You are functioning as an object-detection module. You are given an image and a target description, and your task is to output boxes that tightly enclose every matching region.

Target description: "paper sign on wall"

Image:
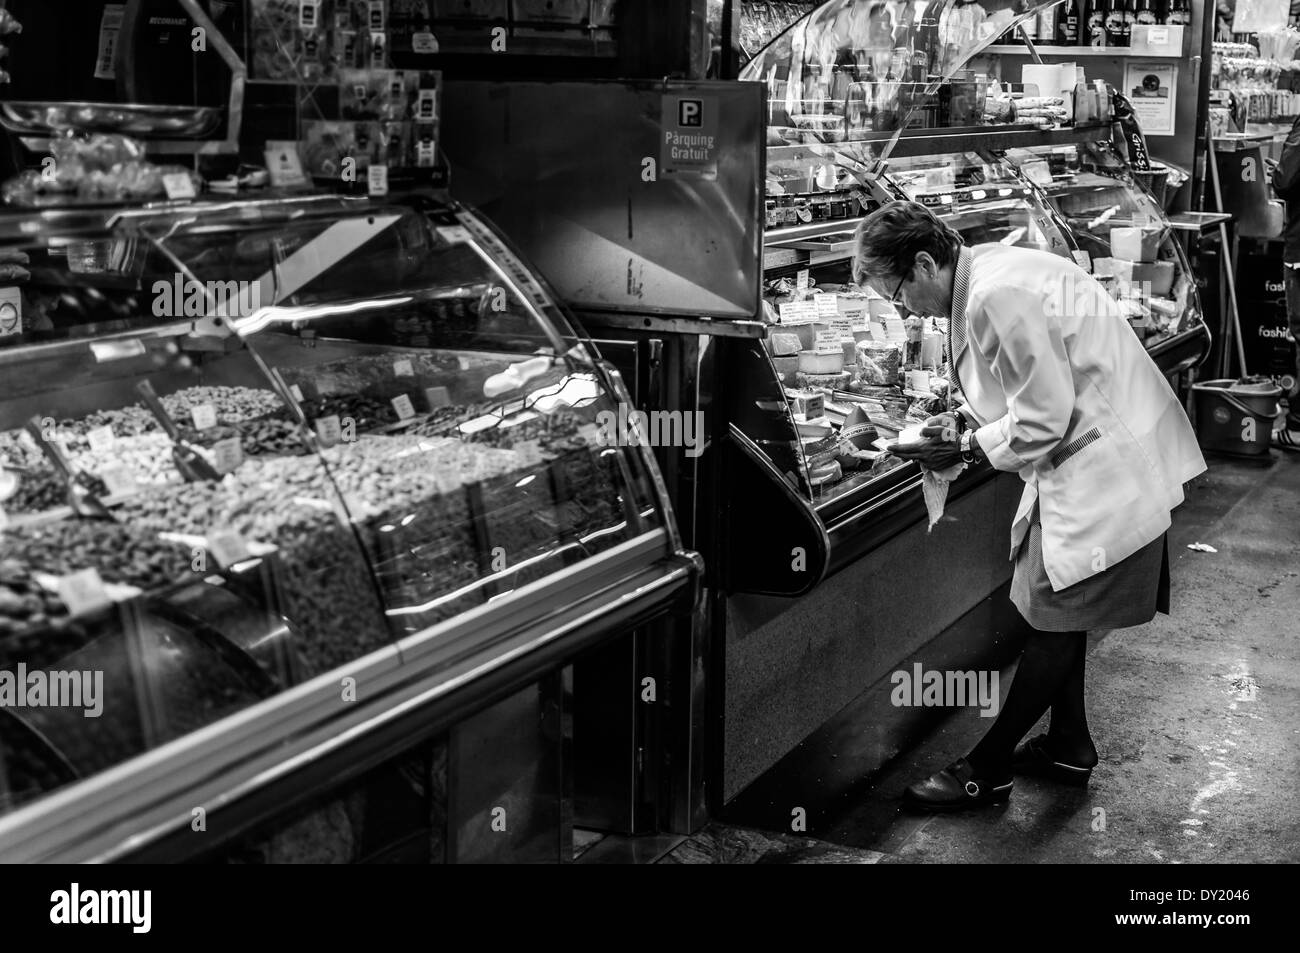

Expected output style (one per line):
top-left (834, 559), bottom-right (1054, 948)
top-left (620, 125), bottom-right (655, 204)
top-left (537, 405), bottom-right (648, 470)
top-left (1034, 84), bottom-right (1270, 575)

top-left (1124, 62), bottom-right (1178, 137)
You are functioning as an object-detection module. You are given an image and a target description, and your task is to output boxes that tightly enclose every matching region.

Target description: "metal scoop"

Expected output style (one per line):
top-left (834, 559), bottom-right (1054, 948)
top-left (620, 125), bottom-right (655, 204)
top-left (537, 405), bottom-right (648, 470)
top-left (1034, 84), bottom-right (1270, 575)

top-left (23, 416), bottom-right (113, 520)
top-left (135, 379), bottom-right (222, 483)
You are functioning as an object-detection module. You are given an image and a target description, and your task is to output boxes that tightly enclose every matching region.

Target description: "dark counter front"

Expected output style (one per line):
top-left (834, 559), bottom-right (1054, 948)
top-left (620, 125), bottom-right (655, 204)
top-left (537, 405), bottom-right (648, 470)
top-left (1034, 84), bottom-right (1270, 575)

top-left (720, 463), bottom-right (1026, 806)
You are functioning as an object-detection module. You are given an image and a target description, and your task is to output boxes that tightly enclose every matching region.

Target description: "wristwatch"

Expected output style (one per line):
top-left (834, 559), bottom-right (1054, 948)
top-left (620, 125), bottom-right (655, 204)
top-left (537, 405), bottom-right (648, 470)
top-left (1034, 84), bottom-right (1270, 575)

top-left (960, 429), bottom-right (980, 464)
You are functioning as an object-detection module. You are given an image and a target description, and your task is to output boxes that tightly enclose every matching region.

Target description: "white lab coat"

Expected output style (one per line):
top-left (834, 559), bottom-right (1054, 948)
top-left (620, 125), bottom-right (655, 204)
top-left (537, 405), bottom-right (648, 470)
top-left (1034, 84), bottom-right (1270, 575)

top-left (951, 244), bottom-right (1206, 591)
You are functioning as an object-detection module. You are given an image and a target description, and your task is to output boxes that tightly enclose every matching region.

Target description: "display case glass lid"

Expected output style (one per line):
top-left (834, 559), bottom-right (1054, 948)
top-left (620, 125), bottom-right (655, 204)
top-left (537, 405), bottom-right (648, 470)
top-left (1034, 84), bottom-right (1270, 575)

top-left (741, 0), bottom-right (1065, 151)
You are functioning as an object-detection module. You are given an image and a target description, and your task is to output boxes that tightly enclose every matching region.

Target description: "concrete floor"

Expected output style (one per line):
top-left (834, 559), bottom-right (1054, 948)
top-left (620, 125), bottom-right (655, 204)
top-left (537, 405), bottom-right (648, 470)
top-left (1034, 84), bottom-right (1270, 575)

top-left (664, 447), bottom-right (1300, 864)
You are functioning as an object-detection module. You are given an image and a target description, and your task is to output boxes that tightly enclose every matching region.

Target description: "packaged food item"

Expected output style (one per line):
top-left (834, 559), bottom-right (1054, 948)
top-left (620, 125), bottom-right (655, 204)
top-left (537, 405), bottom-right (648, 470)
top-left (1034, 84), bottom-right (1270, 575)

top-left (855, 340), bottom-right (901, 382)
top-left (250, 0), bottom-right (333, 82)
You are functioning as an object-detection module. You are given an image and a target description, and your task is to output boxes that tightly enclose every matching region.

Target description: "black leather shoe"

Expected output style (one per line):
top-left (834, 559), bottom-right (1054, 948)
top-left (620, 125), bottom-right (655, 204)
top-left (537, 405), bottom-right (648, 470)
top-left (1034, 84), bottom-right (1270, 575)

top-left (1013, 734), bottom-right (1095, 787)
top-left (902, 758), bottom-right (1013, 813)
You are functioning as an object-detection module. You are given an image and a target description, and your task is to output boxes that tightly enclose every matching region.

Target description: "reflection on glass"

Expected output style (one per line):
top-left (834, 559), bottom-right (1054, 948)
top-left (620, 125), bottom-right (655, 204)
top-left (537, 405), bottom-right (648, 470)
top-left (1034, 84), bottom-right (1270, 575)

top-left (742, 0), bottom-right (1065, 141)
top-left (0, 202), bottom-right (664, 823)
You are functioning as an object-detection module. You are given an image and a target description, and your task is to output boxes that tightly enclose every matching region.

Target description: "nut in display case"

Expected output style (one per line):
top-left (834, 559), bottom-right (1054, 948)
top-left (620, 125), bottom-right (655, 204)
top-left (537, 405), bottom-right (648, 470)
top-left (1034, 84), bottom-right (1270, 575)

top-left (0, 194), bottom-right (677, 852)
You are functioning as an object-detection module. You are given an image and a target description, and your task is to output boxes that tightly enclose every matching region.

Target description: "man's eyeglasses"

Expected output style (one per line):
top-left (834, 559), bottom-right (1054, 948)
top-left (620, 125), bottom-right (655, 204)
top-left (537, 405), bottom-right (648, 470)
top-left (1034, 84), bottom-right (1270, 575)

top-left (887, 266), bottom-right (913, 307)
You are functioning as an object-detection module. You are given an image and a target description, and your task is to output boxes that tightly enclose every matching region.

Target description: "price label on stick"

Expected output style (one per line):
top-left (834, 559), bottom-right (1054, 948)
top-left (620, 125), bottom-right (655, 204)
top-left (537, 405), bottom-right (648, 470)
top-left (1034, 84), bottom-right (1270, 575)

top-left (393, 358), bottom-right (414, 377)
top-left (207, 528), bottom-right (252, 569)
top-left (191, 404), bottom-right (218, 431)
top-left (796, 269), bottom-right (811, 291)
top-left (391, 394), bottom-right (416, 420)
top-left (86, 425), bottom-right (116, 453)
top-left (161, 172), bottom-right (196, 201)
top-left (100, 466), bottom-right (138, 498)
top-left (213, 437), bottom-right (243, 473)
top-left (58, 568), bottom-right (113, 617)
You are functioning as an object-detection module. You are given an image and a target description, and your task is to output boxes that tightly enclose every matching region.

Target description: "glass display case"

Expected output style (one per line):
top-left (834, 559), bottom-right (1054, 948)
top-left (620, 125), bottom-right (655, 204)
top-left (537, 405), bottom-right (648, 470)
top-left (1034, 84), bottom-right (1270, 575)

top-left (725, 0), bottom-right (1201, 591)
top-left (1004, 139), bottom-right (1209, 358)
top-left (0, 193), bottom-right (696, 861)
top-left (753, 146), bottom-right (1075, 525)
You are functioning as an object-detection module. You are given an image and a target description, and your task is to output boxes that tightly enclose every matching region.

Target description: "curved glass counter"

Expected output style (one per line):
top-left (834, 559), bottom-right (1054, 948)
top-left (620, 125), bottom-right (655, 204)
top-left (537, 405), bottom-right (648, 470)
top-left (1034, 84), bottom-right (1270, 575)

top-left (0, 194), bottom-right (692, 860)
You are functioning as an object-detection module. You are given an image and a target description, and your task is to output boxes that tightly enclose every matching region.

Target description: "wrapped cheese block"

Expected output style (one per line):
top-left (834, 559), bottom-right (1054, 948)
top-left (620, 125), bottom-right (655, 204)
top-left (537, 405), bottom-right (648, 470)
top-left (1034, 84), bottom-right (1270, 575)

top-left (769, 332), bottom-right (803, 356)
top-left (840, 405), bottom-right (878, 450)
top-left (796, 370), bottom-right (850, 390)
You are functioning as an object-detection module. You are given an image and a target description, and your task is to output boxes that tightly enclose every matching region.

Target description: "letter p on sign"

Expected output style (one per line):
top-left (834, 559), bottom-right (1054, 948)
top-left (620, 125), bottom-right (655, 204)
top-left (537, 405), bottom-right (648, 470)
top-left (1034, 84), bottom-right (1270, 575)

top-left (679, 99), bottom-right (703, 127)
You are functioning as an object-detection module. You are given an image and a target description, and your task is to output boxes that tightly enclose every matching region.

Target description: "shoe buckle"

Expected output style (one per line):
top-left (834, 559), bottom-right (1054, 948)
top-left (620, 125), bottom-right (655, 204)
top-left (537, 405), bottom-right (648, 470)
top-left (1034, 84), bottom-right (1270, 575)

top-left (964, 780), bottom-right (981, 797)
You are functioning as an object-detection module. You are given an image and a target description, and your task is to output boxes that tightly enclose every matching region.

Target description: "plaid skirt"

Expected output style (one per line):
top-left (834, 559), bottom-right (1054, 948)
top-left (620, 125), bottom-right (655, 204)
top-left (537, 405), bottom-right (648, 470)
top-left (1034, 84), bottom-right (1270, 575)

top-left (1010, 519), bottom-right (1171, 633)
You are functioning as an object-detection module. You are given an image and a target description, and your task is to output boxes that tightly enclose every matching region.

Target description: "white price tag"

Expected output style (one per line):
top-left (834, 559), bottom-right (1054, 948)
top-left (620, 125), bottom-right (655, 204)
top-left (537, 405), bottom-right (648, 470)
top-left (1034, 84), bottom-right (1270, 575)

top-left (367, 164), bottom-right (389, 197)
top-left (515, 440), bottom-right (543, 467)
top-left (777, 300), bottom-right (821, 324)
top-left (207, 528), bottom-right (252, 569)
top-left (314, 415), bottom-right (342, 446)
top-left (391, 394), bottom-right (416, 420)
top-left (814, 294), bottom-right (840, 317)
top-left (93, 5), bottom-right (124, 80)
top-left (412, 32), bottom-right (439, 54)
top-left (58, 568), bottom-right (113, 617)
top-left (393, 358), bottom-right (414, 377)
top-left (1148, 27), bottom-right (1169, 44)
top-left (161, 172), bottom-right (196, 201)
top-left (299, 0), bottom-right (321, 29)
top-left (814, 330), bottom-right (842, 355)
top-left (213, 437), bottom-right (243, 474)
top-left (830, 317), bottom-right (855, 338)
top-left (100, 466), bottom-right (138, 498)
top-left (191, 404), bottom-right (218, 431)
top-left (290, 384), bottom-right (305, 401)
top-left (851, 312), bottom-right (871, 332)
top-left (86, 425), bottom-right (116, 453)
top-left (796, 269), bottom-right (811, 291)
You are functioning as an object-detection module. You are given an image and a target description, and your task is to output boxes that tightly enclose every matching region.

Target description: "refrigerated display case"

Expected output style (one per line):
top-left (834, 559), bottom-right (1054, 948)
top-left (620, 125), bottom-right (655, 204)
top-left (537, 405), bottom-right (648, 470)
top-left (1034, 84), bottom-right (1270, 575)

top-left (1002, 139), bottom-right (1212, 374)
top-left (715, 0), bottom-right (1206, 817)
top-left (0, 191), bottom-right (698, 862)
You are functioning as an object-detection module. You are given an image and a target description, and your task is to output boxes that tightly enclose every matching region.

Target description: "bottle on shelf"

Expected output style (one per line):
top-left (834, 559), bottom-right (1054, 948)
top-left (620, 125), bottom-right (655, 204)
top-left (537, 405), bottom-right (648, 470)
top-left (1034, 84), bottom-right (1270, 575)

top-left (1039, 6), bottom-right (1057, 42)
top-left (1121, 0), bottom-right (1137, 44)
top-left (1135, 0), bottom-right (1159, 27)
top-left (1164, 0), bottom-right (1190, 25)
top-left (1020, 10), bottom-right (1040, 42)
top-left (1058, 0), bottom-right (1081, 44)
top-left (1088, 0), bottom-right (1109, 46)
top-left (1104, 0), bottom-right (1127, 46)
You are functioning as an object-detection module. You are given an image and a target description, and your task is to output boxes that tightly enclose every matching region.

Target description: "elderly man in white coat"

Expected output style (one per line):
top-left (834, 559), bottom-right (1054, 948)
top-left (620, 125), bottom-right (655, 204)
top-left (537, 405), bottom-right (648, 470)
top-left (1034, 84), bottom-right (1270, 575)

top-left (854, 201), bottom-right (1206, 812)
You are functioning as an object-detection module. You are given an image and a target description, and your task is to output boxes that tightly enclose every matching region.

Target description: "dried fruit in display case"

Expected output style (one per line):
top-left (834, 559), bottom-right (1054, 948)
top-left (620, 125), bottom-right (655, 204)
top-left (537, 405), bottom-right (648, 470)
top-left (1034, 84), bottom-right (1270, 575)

top-left (160, 386), bottom-right (285, 425)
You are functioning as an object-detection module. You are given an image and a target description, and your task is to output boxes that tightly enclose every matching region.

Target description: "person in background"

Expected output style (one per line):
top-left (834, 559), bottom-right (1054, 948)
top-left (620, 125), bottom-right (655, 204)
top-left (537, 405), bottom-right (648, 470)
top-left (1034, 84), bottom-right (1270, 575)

top-left (853, 201), bottom-right (1206, 812)
top-left (1268, 111), bottom-right (1300, 445)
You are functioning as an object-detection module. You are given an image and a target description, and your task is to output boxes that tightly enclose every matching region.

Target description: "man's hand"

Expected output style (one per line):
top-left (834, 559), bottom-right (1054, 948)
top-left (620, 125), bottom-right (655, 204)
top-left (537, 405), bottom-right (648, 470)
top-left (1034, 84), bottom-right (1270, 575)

top-left (889, 437), bottom-right (964, 471)
top-left (919, 412), bottom-right (960, 445)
